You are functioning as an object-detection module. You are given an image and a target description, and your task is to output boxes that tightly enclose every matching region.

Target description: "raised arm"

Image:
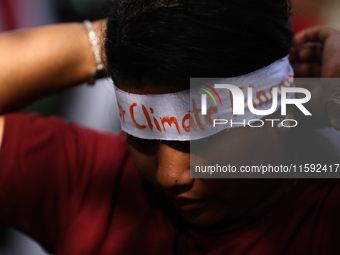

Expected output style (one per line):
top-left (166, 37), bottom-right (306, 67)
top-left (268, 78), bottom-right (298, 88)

top-left (0, 20), bottom-right (106, 113)
top-left (0, 20), bottom-right (106, 150)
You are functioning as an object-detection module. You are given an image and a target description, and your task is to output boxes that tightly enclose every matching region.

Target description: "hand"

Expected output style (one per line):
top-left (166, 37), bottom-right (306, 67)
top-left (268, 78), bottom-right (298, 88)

top-left (289, 26), bottom-right (340, 127)
top-left (290, 26), bottom-right (340, 78)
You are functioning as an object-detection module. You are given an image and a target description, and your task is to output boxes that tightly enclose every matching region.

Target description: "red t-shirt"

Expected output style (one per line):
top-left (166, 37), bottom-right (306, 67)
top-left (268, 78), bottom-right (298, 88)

top-left (0, 113), bottom-right (340, 255)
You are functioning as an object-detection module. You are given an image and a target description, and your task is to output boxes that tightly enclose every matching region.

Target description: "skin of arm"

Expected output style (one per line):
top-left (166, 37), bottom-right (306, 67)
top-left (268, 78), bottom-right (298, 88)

top-left (0, 20), bottom-right (106, 113)
top-left (0, 20), bottom-right (106, 151)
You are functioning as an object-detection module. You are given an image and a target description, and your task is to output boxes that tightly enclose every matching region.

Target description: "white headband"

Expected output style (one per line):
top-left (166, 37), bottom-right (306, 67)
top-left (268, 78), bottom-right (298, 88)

top-left (114, 55), bottom-right (294, 141)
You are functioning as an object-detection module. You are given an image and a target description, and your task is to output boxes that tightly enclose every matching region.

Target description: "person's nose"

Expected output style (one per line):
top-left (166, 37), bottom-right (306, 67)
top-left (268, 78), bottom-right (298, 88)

top-left (155, 142), bottom-right (193, 190)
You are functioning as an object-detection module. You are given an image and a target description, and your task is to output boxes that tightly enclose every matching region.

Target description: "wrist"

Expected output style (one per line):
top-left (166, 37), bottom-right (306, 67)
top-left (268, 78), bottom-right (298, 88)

top-left (91, 19), bottom-right (108, 80)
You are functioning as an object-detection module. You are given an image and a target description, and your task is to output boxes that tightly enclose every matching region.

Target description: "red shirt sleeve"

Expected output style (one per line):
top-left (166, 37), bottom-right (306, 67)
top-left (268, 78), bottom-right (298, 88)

top-left (0, 112), bottom-right (128, 253)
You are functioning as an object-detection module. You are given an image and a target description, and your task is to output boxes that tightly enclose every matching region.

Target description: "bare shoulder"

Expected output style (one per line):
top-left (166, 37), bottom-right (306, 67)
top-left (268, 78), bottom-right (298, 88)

top-left (0, 116), bottom-right (4, 150)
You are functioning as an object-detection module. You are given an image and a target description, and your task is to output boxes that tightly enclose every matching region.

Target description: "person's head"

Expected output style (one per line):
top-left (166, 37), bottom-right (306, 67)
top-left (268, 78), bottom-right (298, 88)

top-left (104, 0), bottom-right (295, 228)
top-left (105, 0), bottom-right (294, 90)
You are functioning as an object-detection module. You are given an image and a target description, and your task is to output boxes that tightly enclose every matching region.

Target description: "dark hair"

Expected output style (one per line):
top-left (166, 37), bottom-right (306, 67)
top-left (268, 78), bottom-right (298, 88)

top-left (105, 0), bottom-right (294, 90)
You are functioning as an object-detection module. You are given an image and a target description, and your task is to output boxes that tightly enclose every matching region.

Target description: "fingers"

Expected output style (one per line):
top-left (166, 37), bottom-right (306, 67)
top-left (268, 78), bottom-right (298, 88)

top-left (292, 26), bottom-right (339, 47)
top-left (290, 26), bottom-right (340, 78)
top-left (291, 62), bottom-right (322, 78)
top-left (289, 42), bottom-right (323, 63)
top-left (289, 42), bottom-right (323, 77)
